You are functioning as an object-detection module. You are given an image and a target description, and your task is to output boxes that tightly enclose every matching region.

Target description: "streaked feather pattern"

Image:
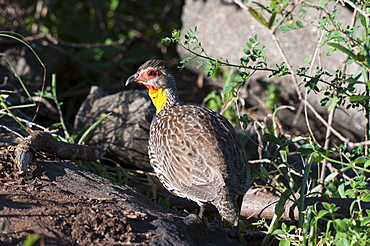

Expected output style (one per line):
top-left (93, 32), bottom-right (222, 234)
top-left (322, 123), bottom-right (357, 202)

top-left (149, 105), bottom-right (250, 222)
top-left (126, 59), bottom-right (251, 227)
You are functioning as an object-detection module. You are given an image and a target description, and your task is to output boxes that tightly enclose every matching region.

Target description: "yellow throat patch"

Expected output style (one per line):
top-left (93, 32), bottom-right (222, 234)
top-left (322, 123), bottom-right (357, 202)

top-left (147, 86), bottom-right (167, 113)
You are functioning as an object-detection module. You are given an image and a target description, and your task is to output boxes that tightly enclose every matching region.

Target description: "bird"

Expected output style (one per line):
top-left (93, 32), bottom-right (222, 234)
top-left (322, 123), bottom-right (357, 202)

top-left (125, 58), bottom-right (251, 235)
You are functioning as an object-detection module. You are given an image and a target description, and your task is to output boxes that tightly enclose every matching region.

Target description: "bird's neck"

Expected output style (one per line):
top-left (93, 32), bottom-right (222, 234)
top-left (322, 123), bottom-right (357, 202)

top-left (147, 85), bottom-right (179, 114)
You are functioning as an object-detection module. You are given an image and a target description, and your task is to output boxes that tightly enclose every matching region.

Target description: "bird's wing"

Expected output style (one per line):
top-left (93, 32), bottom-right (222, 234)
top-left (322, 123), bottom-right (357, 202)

top-left (149, 105), bottom-right (248, 202)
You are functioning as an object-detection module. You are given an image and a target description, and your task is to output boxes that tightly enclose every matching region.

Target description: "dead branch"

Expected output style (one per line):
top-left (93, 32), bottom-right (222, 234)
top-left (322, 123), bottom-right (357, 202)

top-left (13, 130), bottom-right (104, 173)
top-left (241, 194), bottom-right (370, 221)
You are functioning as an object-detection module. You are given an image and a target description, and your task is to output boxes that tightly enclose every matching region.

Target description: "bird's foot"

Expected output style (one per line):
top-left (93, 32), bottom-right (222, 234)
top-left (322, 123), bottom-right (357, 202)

top-left (228, 225), bottom-right (240, 238)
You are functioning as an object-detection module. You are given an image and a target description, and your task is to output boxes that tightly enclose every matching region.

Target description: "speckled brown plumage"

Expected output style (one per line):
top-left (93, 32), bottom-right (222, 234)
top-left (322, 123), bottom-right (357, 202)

top-left (126, 59), bottom-right (251, 231)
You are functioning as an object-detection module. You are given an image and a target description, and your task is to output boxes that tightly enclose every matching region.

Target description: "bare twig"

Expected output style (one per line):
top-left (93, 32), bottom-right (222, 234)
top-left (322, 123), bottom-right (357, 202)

top-left (31, 96), bottom-right (58, 114)
top-left (319, 107), bottom-right (335, 194)
top-left (0, 111), bottom-right (50, 132)
top-left (341, 0), bottom-right (370, 19)
top-left (0, 33), bottom-right (131, 49)
top-left (0, 125), bottom-right (24, 139)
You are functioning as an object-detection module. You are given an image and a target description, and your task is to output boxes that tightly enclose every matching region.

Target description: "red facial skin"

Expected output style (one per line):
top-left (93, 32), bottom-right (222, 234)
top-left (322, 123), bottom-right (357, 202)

top-left (136, 69), bottom-right (163, 91)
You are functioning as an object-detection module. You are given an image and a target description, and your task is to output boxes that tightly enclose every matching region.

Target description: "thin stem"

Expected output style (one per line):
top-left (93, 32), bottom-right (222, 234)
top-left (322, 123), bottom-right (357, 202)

top-left (319, 107), bottom-right (335, 194)
top-left (51, 74), bottom-right (73, 143)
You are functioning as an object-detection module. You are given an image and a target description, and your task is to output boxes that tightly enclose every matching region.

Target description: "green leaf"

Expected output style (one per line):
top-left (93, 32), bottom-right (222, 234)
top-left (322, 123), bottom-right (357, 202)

top-left (109, 0), bottom-right (119, 11)
top-left (296, 20), bottom-right (304, 28)
top-left (278, 240), bottom-right (291, 246)
top-left (320, 97), bottom-right (330, 106)
top-left (361, 193), bottom-right (370, 202)
top-left (263, 133), bottom-right (282, 145)
top-left (222, 82), bottom-right (238, 94)
top-left (0, 94), bottom-right (9, 99)
top-left (317, 209), bottom-right (329, 218)
top-left (77, 112), bottom-right (112, 145)
top-left (297, 144), bottom-right (315, 155)
top-left (358, 13), bottom-right (369, 29)
top-left (23, 235), bottom-right (40, 246)
top-left (1, 221), bottom-right (6, 232)
top-left (272, 229), bottom-right (285, 235)
top-left (196, 60), bottom-right (203, 69)
top-left (268, 12), bottom-right (277, 28)
top-left (337, 183), bottom-right (346, 198)
top-left (304, 54), bottom-right (313, 65)
top-left (333, 219), bottom-right (349, 232)
top-left (327, 42), bottom-right (356, 60)
top-left (259, 166), bottom-right (269, 178)
top-left (365, 160), bottom-right (370, 168)
top-left (239, 114), bottom-right (249, 124)
top-left (349, 95), bottom-right (370, 103)
top-left (158, 196), bottom-right (171, 208)
top-left (248, 7), bottom-right (269, 28)
top-left (360, 216), bottom-right (370, 226)
top-left (328, 102), bottom-right (337, 111)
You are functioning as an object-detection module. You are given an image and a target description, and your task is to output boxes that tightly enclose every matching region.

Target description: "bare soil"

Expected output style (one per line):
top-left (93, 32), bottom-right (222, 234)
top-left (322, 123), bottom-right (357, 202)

top-left (0, 150), bottom-right (151, 245)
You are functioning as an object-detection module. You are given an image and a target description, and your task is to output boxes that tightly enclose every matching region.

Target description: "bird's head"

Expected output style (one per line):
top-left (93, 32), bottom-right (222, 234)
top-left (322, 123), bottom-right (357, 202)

top-left (126, 59), bottom-right (179, 113)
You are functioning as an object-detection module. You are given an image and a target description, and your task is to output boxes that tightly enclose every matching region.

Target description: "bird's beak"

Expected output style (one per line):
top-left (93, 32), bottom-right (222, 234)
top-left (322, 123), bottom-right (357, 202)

top-left (125, 73), bottom-right (139, 86)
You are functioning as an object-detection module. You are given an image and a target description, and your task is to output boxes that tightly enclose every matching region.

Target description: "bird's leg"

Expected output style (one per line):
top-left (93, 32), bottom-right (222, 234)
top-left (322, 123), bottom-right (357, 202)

top-left (229, 194), bottom-right (244, 238)
top-left (198, 203), bottom-right (206, 219)
top-left (229, 219), bottom-right (240, 238)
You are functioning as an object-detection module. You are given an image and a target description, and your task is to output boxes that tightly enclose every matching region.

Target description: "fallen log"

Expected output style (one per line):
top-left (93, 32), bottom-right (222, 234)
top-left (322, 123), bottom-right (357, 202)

top-left (13, 130), bottom-right (104, 173)
top-left (241, 194), bottom-right (370, 221)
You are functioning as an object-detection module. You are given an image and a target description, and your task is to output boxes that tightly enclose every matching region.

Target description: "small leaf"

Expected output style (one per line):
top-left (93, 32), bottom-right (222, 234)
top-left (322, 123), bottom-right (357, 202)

top-left (248, 7), bottom-right (269, 28)
top-left (278, 240), bottom-right (291, 246)
top-left (263, 133), bottom-right (282, 145)
top-left (327, 102), bottom-right (337, 111)
top-left (320, 97), bottom-right (330, 106)
top-left (358, 13), bottom-right (369, 28)
top-left (316, 210), bottom-right (329, 218)
top-left (222, 82), bottom-right (238, 94)
top-left (268, 12), bottom-right (277, 28)
top-left (349, 95), bottom-right (370, 103)
top-left (360, 216), bottom-right (370, 226)
top-left (78, 112), bottom-right (112, 145)
top-left (244, 48), bottom-right (251, 55)
top-left (297, 144), bottom-right (315, 155)
top-left (238, 219), bottom-right (247, 230)
top-left (327, 42), bottom-right (356, 60)
top-left (322, 202), bottom-right (335, 211)
top-left (333, 219), bottom-right (349, 232)
top-left (304, 54), bottom-right (313, 65)
top-left (259, 166), bottom-right (269, 178)
top-left (196, 60), bottom-right (203, 69)
top-left (361, 193), bottom-right (370, 202)
top-left (365, 160), bottom-right (370, 168)
top-left (239, 114), bottom-right (249, 124)
top-left (0, 94), bottom-right (9, 99)
top-left (296, 20), bottom-right (304, 28)
top-left (23, 235), bottom-right (40, 246)
top-left (109, 0), bottom-right (119, 11)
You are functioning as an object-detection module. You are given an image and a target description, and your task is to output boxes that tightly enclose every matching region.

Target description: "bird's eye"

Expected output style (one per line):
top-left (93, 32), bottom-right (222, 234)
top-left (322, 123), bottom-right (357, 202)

top-left (148, 70), bottom-right (156, 76)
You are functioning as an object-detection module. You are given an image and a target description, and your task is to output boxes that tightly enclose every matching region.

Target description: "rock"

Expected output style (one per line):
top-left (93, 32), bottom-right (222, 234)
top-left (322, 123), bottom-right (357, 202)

top-left (179, 0), bottom-right (364, 141)
top-left (74, 86), bottom-right (155, 170)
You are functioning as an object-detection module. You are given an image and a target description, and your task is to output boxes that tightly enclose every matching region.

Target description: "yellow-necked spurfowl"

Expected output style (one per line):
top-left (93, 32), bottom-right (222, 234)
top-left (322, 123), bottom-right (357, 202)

top-left (126, 59), bottom-right (251, 234)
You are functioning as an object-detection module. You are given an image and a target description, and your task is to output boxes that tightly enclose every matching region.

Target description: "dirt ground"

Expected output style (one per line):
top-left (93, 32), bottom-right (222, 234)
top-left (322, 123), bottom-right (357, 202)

top-left (0, 148), bottom-right (152, 246)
